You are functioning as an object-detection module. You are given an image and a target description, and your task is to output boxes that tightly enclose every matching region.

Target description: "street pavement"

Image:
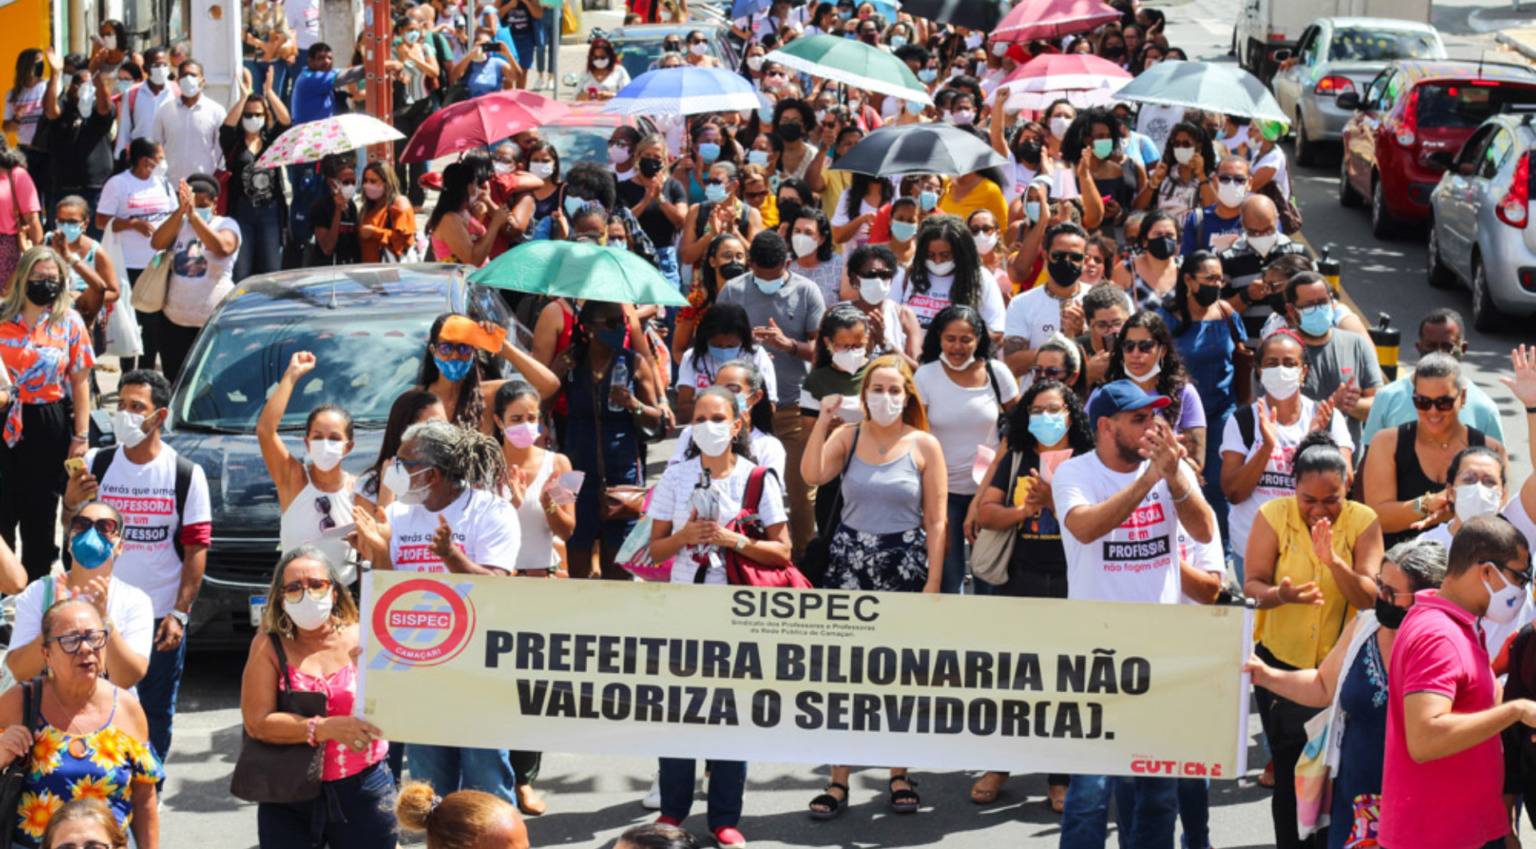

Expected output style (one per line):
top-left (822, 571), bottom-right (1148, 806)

top-left (155, 0), bottom-right (1536, 846)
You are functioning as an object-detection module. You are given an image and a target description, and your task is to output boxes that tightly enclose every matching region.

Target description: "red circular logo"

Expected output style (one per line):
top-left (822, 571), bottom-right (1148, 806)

top-left (371, 578), bottom-right (476, 666)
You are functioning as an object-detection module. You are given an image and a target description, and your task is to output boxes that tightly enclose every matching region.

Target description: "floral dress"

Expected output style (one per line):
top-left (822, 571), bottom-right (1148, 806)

top-left (15, 688), bottom-right (164, 846)
top-left (0, 309), bottom-right (94, 446)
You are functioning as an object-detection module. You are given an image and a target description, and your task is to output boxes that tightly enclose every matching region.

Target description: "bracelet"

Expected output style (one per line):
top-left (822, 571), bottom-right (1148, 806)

top-left (1171, 486), bottom-right (1193, 504)
top-left (1413, 494), bottom-right (1427, 517)
top-left (1527, 406), bottom-right (1536, 414)
top-left (306, 717), bottom-right (321, 748)
top-left (70, 434), bottom-right (88, 443)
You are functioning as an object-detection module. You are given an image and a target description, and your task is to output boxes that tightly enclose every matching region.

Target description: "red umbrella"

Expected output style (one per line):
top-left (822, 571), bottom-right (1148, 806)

top-left (400, 90), bottom-right (572, 164)
top-left (991, 0), bottom-right (1123, 43)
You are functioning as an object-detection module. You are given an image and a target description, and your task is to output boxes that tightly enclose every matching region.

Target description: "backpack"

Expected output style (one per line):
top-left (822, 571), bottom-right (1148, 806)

top-left (91, 447), bottom-right (197, 560)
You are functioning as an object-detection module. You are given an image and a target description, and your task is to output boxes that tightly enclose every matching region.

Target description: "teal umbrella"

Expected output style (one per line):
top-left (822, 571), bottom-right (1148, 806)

top-left (1112, 60), bottom-right (1288, 127)
top-left (468, 241), bottom-right (688, 306)
top-left (767, 34), bottom-right (933, 105)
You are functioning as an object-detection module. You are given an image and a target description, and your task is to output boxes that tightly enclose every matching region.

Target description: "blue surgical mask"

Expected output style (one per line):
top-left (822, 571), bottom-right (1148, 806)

top-left (1091, 138), bottom-right (1115, 159)
top-left (918, 190), bottom-right (939, 211)
top-left (196, 207), bottom-right (214, 223)
top-left (594, 326), bottom-right (627, 349)
top-left (1298, 304), bottom-right (1332, 337)
top-left (709, 344), bottom-right (742, 363)
top-left (563, 195), bottom-right (587, 218)
top-left (1028, 411), bottom-right (1070, 447)
top-left (890, 219), bottom-right (918, 242)
top-left (705, 183), bottom-right (728, 203)
top-left (904, 100), bottom-right (924, 116)
top-left (406, 30), bottom-right (422, 43)
top-left (58, 222), bottom-right (83, 243)
top-left (1025, 201), bottom-right (1041, 223)
top-left (70, 527), bottom-right (114, 570)
top-left (917, 68), bottom-right (937, 84)
top-left (434, 355), bottom-right (472, 382)
top-left (754, 274), bottom-right (785, 295)
top-left (698, 142), bottom-right (721, 163)
top-left (734, 392), bottom-right (750, 414)
top-left (890, 35), bottom-right (908, 49)
top-left (747, 149), bottom-right (769, 167)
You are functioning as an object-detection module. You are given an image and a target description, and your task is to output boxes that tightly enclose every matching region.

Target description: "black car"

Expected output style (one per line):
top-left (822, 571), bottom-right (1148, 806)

top-left (149, 264), bottom-right (515, 648)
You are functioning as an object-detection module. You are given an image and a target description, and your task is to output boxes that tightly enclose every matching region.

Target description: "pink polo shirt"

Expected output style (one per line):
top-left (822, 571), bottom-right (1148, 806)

top-left (1380, 590), bottom-right (1506, 849)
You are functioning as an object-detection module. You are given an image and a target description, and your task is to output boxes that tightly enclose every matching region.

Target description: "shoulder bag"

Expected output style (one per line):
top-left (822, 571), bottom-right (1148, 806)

top-left (968, 449), bottom-right (1022, 587)
top-left (4, 169), bottom-right (30, 253)
top-left (723, 467), bottom-right (813, 589)
top-left (588, 358), bottom-right (647, 522)
top-left (229, 633), bottom-right (327, 804)
top-left (130, 251), bottom-right (171, 313)
top-left (799, 426), bottom-right (860, 588)
top-left (0, 677), bottom-right (43, 849)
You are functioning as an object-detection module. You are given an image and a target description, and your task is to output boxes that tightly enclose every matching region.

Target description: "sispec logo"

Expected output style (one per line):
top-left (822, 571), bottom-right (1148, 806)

top-left (371, 578), bottom-right (476, 667)
top-left (1128, 757), bottom-right (1224, 778)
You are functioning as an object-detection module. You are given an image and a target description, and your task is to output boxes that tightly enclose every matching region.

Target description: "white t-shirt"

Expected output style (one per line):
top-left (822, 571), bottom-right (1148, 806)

top-left (284, 0), bottom-right (323, 49)
top-left (1177, 525), bottom-right (1226, 605)
top-left (10, 574), bottom-right (154, 678)
top-left (386, 487), bottom-right (521, 573)
top-left (913, 359), bottom-right (1019, 495)
top-left (645, 457), bottom-right (787, 585)
top-left (115, 82), bottom-right (177, 157)
top-left (85, 446), bottom-right (213, 618)
top-left (1252, 145), bottom-right (1291, 200)
top-left (4, 81), bottom-right (47, 147)
top-left (162, 215), bottom-right (242, 328)
top-left (577, 66), bottom-right (631, 97)
top-left (900, 271), bottom-right (1006, 333)
top-left (831, 196), bottom-right (880, 257)
top-left (96, 171), bottom-right (177, 270)
top-left (668, 426), bottom-right (786, 482)
top-left (1219, 398), bottom-right (1353, 561)
top-left (675, 347), bottom-right (778, 400)
top-left (1136, 104), bottom-right (1185, 155)
top-left (1053, 452), bottom-right (1200, 604)
top-left (1003, 282), bottom-right (1086, 348)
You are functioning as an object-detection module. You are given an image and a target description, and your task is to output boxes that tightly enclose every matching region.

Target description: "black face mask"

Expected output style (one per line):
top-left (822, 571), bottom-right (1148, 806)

top-left (1048, 258), bottom-right (1083, 287)
top-left (1145, 236), bottom-right (1177, 261)
top-left (1015, 141), bottom-right (1042, 165)
top-left (777, 122), bottom-right (805, 143)
top-left (1102, 45), bottom-right (1125, 58)
top-left (778, 199), bottom-right (803, 227)
top-left (25, 276), bottom-right (61, 306)
top-left (719, 261), bottom-right (748, 281)
top-left (1193, 285), bottom-right (1220, 308)
top-left (33, 62), bottom-right (43, 78)
top-left (1266, 292), bottom-right (1287, 311)
top-left (638, 157), bottom-right (663, 178)
top-left (1374, 597), bottom-right (1408, 630)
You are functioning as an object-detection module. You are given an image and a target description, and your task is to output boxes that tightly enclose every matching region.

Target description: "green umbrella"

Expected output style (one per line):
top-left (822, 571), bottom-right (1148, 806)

top-left (468, 241), bottom-right (688, 307)
top-left (767, 34), bottom-right (933, 105)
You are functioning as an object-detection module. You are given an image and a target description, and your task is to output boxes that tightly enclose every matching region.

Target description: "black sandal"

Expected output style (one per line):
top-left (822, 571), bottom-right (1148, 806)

top-left (808, 782), bottom-right (849, 820)
top-left (888, 775), bottom-right (920, 814)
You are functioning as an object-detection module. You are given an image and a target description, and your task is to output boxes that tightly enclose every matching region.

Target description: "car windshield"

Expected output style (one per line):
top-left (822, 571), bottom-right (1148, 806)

top-left (614, 35), bottom-right (707, 79)
top-left (1328, 28), bottom-right (1440, 62)
top-left (1416, 82), bottom-right (1536, 128)
top-left (175, 310), bottom-right (431, 432)
top-left (541, 124), bottom-right (617, 168)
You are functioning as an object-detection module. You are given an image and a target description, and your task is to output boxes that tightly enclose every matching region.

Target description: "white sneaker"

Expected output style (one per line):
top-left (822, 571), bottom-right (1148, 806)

top-left (642, 776), bottom-right (662, 810)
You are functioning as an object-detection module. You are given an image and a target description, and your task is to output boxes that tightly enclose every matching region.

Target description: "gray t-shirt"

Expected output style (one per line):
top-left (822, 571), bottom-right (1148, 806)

top-left (1301, 329), bottom-right (1384, 449)
top-left (717, 270), bottom-right (826, 405)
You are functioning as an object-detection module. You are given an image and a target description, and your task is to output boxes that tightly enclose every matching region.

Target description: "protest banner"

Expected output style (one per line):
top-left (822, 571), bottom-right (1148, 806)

top-left (358, 573), bottom-right (1253, 778)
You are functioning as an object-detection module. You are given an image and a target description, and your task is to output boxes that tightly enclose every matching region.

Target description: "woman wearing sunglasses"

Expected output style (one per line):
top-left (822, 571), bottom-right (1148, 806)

top-left (5, 500), bottom-right (153, 689)
top-left (412, 312), bottom-right (559, 438)
top-left (0, 596), bottom-right (162, 847)
top-left (241, 546), bottom-right (395, 848)
top-left (1098, 311), bottom-right (1205, 454)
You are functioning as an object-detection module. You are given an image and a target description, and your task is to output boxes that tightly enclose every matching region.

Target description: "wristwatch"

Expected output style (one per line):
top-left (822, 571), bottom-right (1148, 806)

top-left (168, 610), bottom-right (190, 627)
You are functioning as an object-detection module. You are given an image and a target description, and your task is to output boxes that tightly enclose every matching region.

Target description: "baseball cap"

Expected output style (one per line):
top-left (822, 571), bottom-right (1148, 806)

top-left (1087, 379), bottom-right (1171, 427)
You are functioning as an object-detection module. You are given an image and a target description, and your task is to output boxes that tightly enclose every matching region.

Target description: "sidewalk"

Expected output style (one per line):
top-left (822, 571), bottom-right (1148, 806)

top-left (1496, 27), bottom-right (1536, 63)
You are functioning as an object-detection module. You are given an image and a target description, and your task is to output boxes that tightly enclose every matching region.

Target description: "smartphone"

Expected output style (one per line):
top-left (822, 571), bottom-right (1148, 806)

top-left (321, 522), bottom-right (357, 540)
top-left (64, 457), bottom-right (86, 477)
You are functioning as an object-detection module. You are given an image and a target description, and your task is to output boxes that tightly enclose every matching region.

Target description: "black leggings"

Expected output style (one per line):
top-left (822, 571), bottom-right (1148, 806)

top-left (1255, 643), bottom-right (1326, 849)
top-left (158, 318), bottom-right (202, 384)
top-left (0, 401), bottom-right (71, 581)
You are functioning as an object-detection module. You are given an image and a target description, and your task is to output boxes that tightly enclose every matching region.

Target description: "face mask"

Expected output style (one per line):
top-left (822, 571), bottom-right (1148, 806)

top-left (746, 149), bottom-right (770, 168)
top-left (951, 109), bottom-right (975, 126)
top-left (639, 157), bottom-right (664, 178)
top-left (692, 419), bottom-right (735, 456)
top-left (718, 261), bottom-right (748, 282)
top-left (1246, 232), bottom-right (1278, 256)
top-left (1260, 365), bottom-right (1301, 400)
top-left (1048, 257), bottom-right (1083, 287)
top-left (492, 161), bottom-right (516, 175)
top-left (918, 190), bottom-right (939, 212)
top-left (890, 219), bottom-right (918, 242)
top-left (925, 259), bottom-right (955, 276)
top-left (866, 392), bottom-right (905, 426)
top-left (1455, 483), bottom-right (1502, 522)
top-left (1193, 284), bottom-right (1221, 308)
top-left (1016, 141), bottom-right (1042, 164)
top-left (284, 590), bottom-right (335, 631)
top-left (530, 161), bottom-right (556, 180)
top-left (562, 194), bottom-right (588, 218)
top-left (890, 35), bottom-right (908, 49)
top-left (1145, 236), bottom-right (1177, 261)
top-left (733, 392), bottom-right (751, 415)
top-left (690, 41), bottom-right (709, 57)
top-left (1172, 146), bottom-right (1195, 165)
top-left (1483, 567), bottom-right (1526, 625)
top-left (709, 344), bottom-right (742, 363)
top-left (338, 185), bottom-right (356, 202)
top-left (25, 277), bottom-right (60, 306)
top-left (594, 326), bottom-right (627, 349)
top-left (100, 33), bottom-right (117, 50)
top-left (753, 274), bottom-right (785, 295)
top-left (1091, 138), bottom-right (1115, 159)
top-left (363, 183), bottom-right (386, 201)
top-left (308, 438), bottom-right (347, 472)
top-left (116, 79), bottom-right (133, 95)
top-left (112, 409), bottom-right (150, 448)
top-left (58, 222), bottom-right (83, 243)
top-left (606, 144), bottom-right (630, 166)
top-left (778, 122), bottom-right (805, 143)
top-left (1298, 304), bottom-right (1332, 337)
top-left (1373, 596), bottom-right (1408, 630)
top-left (973, 232), bottom-right (998, 255)
top-left (194, 206), bottom-right (214, 223)
top-left (1025, 201), bottom-right (1041, 223)
top-left (74, 84), bottom-right (96, 114)
top-left (697, 142), bottom-right (722, 164)
top-left (704, 183), bottom-right (729, 203)
top-left (1028, 411), bottom-right (1070, 446)
top-left (241, 115), bottom-right (265, 133)
top-left (153, 160), bottom-right (168, 180)
top-left (963, 32), bottom-right (983, 49)
top-left (70, 527), bottom-right (114, 570)
top-left (504, 421), bottom-right (539, 449)
top-left (832, 348), bottom-right (867, 374)
top-left (406, 30), bottom-right (422, 43)
top-left (917, 68), bottom-right (937, 84)
top-left (434, 355), bottom-right (472, 382)
top-left (179, 75), bottom-right (202, 97)
top-left (1127, 361), bottom-right (1162, 383)
top-left (747, 55), bottom-right (765, 71)
top-left (149, 65), bottom-right (170, 86)
top-left (593, 57), bottom-right (611, 69)
top-left (1216, 181), bottom-right (1246, 208)
top-left (383, 459), bottom-right (431, 504)
top-left (858, 275), bottom-right (891, 304)
top-left (1049, 116), bottom-right (1072, 139)
top-left (792, 233), bottom-right (819, 257)
top-left (943, 351), bottom-right (975, 371)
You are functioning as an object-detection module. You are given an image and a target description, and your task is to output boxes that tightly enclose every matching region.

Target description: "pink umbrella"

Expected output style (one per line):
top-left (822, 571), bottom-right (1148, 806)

top-left (401, 90), bottom-right (572, 164)
top-left (991, 0), bottom-right (1123, 43)
top-left (994, 53), bottom-right (1132, 109)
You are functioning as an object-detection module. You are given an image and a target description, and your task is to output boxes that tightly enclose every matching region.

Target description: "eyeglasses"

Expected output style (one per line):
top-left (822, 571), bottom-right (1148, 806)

top-left (703, 177), bottom-right (725, 187)
top-left (1494, 563), bottom-right (1533, 589)
top-left (1455, 471), bottom-right (1500, 488)
top-left (744, 189), bottom-right (769, 202)
top-left (434, 341), bottom-right (475, 359)
top-left (858, 268), bottom-right (894, 280)
top-left (1419, 341), bottom-right (1462, 354)
top-left (1121, 339), bottom-right (1159, 354)
top-left (282, 577), bottom-right (334, 604)
top-left (1049, 251), bottom-right (1085, 264)
top-left (1215, 175), bottom-right (1246, 185)
top-left (1411, 393), bottom-right (1458, 412)
top-left (1193, 272), bottom-right (1226, 285)
top-left (28, 276), bottom-right (62, 288)
top-left (1090, 318), bottom-right (1125, 333)
top-left (689, 37), bottom-right (708, 44)
top-left (1378, 583), bottom-right (1414, 604)
top-left (1034, 367), bottom-right (1069, 381)
top-left (315, 495), bottom-right (337, 532)
top-left (970, 224), bottom-right (998, 235)
top-left (68, 515), bottom-right (120, 537)
top-left (47, 629), bottom-right (109, 654)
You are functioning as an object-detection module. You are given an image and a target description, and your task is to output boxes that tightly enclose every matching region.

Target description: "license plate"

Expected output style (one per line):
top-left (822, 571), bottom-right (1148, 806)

top-left (249, 595), bottom-right (267, 628)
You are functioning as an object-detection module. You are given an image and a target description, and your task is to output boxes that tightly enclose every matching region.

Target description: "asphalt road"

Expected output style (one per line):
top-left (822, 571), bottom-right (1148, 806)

top-left (155, 0), bottom-right (1536, 846)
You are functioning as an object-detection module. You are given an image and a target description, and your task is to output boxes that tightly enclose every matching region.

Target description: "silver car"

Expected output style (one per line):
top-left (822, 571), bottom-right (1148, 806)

top-left (1427, 112), bottom-right (1536, 330)
top-left (1271, 17), bottom-right (1445, 165)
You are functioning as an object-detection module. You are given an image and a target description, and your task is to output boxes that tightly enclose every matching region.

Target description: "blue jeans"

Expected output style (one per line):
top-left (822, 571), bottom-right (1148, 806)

top-left (941, 492), bottom-right (970, 594)
top-left (542, 9), bottom-right (560, 80)
top-left (407, 743), bottom-right (518, 806)
top-left (659, 758), bottom-right (745, 829)
top-left (1176, 778), bottom-right (1209, 849)
top-left (138, 619), bottom-right (187, 764)
top-left (257, 760), bottom-right (399, 849)
top-left (244, 60), bottom-right (289, 101)
top-left (233, 201), bottom-right (285, 282)
top-left (1060, 774), bottom-right (1177, 849)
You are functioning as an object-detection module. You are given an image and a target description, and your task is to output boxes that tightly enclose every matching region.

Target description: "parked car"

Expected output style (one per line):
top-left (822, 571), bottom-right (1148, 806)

top-left (1234, 0), bottom-right (1429, 83)
top-left (1338, 59), bottom-right (1536, 238)
top-left (1426, 110), bottom-right (1536, 329)
top-left (607, 22), bottom-right (741, 82)
top-left (1270, 17), bottom-right (1444, 165)
top-left (142, 264), bottom-right (518, 647)
top-left (537, 102), bottom-right (654, 167)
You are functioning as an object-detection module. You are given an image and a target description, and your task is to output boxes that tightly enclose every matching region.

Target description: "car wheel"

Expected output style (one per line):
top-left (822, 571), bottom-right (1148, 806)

top-left (1295, 111), bottom-right (1315, 167)
top-left (1426, 220), bottom-right (1455, 289)
top-left (1338, 152), bottom-right (1360, 207)
top-left (1371, 174), bottom-right (1395, 239)
top-left (1470, 257), bottom-right (1504, 331)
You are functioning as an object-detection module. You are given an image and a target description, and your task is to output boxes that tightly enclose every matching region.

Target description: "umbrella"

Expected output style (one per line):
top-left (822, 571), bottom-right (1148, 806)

top-left (603, 67), bottom-right (761, 117)
top-left (253, 113), bottom-right (403, 170)
top-left (468, 240), bottom-right (688, 307)
top-left (401, 90), bottom-right (571, 164)
top-left (995, 53), bottom-right (1132, 110)
top-left (1112, 60), bottom-right (1288, 126)
top-left (900, 0), bottom-right (1010, 31)
top-left (991, 0), bottom-right (1122, 43)
top-left (831, 123), bottom-right (1007, 178)
top-left (767, 34), bottom-right (932, 105)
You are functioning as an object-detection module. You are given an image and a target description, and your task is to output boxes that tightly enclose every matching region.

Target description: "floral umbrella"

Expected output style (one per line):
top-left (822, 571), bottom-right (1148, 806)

top-left (254, 113), bottom-right (405, 170)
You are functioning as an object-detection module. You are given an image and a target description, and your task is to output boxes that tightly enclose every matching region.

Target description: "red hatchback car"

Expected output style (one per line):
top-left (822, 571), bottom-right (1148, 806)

top-left (1338, 59), bottom-right (1536, 237)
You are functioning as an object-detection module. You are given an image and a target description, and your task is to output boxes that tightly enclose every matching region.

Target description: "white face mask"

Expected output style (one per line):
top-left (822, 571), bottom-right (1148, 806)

top-left (308, 438), bottom-right (347, 472)
top-left (1455, 482), bottom-right (1502, 522)
top-left (363, 183), bottom-right (385, 201)
top-left (284, 591), bottom-right (334, 632)
top-left (112, 410), bottom-right (150, 449)
top-left (832, 348), bottom-right (868, 374)
top-left (747, 55), bottom-right (765, 71)
top-left (791, 233), bottom-right (819, 257)
top-left (690, 41), bottom-right (709, 56)
top-left (943, 351), bottom-right (975, 371)
top-left (101, 34), bottom-right (117, 50)
top-left (148, 65), bottom-right (170, 86)
top-left (692, 419), bottom-right (735, 457)
top-left (530, 161), bottom-right (555, 180)
top-left (866, 391), bottom-right (905, 426)
top-left (179, 75), bottom-right (202, 97)
top-left (1216, 181), bottom-right (1246, 208)
top-left (607, 144), bottom-right (629, 164)
top-left (593, 57), bottom-right (610, 69)
top-left (152, 159), bottom-right (168, 179)
top-left (1483, 566), bottom-right (1527, 625)
top-left (1049, 116), bottom-right (1072, 139)
top-left (1172, 146), bottom-right (1195, 165)
top-left (858, 275), bottom-right (890, 304)
top-left (951, 109), bottom-right (975, 126)
top-left (242, 116), bottom-right (265, 133)
top-left (1260, 365), bottom-right (1301, 401)
top-left (926, 259), bottom-right (956, 276)
top-left (1126, 361), bottom-right (1162, 383)
top-left (493, 161), bottom-right (515, 174)
top-left (382, 460), bottom-right (430, 504)
top-left (973, 232), bottom-right (998, 255)
top-left (1246, 232), bottom-right (1278, 256)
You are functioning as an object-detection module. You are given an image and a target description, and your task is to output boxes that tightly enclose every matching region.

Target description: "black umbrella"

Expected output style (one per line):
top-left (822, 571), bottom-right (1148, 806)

top-left (898, 0), bottom-right (1012, 31)
top-left (832, 123), bottom-right (1008, 178)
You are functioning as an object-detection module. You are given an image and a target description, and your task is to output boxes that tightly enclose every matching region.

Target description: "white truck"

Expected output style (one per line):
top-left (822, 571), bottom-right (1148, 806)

top-left (1235, 0), bottom-right (1432, 82)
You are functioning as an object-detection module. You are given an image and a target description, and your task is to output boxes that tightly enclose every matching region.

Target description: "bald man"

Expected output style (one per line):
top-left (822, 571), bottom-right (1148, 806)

top-left (1218, 194), bottom-right (1308, 339)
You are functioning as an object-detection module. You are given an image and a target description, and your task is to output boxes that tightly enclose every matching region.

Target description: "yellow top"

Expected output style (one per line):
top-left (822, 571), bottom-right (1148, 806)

top-left (821, 168), bottom-right (853, 220)
top-left (1254, 497), bottom-right (1378, 669)
top-left (937, 177), bottom-right (1009, 230)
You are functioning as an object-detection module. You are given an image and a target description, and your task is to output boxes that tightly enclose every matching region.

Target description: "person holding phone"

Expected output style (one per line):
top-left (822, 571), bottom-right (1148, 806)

top-left (452, 30), bottom-right (517, 98)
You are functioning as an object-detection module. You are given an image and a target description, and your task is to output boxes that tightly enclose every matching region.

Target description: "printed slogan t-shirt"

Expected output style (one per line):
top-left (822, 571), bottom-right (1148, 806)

top-left (85, 446), bottom-right (212, 617)
top-left (386, 488), bottom-right (520, 574)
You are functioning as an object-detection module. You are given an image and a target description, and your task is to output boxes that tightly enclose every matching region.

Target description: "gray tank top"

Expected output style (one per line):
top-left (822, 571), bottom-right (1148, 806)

top-left (839, 443), bottom-right (923, 535)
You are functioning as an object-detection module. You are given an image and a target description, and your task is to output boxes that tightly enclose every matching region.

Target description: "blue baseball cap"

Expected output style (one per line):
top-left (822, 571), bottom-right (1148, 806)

top-left (1088, 379), bottom-right (1171, 428)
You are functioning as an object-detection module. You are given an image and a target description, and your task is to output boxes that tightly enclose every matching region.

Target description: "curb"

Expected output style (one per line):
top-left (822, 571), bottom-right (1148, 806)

top-left (1496, 31), bottom-right (1536, 64)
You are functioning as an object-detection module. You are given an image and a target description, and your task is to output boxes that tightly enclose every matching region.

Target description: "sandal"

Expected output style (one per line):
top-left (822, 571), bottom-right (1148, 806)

top-left (808, 782), bottom-right (849, 820)
top-left (970, 771), bottom-right (1007, 805)
top-left (888, 775), bottom-right (920, 814)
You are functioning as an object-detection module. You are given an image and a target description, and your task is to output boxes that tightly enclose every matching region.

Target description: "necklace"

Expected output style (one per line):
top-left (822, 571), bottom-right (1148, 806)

top-left (865, 424), bottom-right (902, 456)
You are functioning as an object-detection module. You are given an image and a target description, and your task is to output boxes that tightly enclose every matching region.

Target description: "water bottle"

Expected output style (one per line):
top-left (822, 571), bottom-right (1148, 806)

top-left (607, 354), bottom-right (630, 412)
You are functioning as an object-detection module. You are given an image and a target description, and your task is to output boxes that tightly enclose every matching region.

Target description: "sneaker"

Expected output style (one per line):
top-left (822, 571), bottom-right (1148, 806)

top-left (642, 776), bottom-right (662, 810)
top-left (656, 815), bottom-right (683, 827)
top-left (713, 826), bottom-right (747, 848)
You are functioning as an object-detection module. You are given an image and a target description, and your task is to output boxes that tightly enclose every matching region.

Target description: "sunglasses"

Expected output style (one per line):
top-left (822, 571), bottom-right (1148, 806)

top-left (69, 515), bottom-right (120, 537)
top-left (1034, 366), bottom-right (1069, 381)
top-left (1050, 251), bottom-right (1085, 264)
top-left (1495, 563), bottom-right (1533, 589)
top-left (744, 189), bottom-right (769, 202)
top-left (434, 341), bottom-right (475, 359)
top-left (1121, 339), bottom-right (1159, 354)
top-left (47, 629), bottom-right (109, 654)
top-left (315, 495), bottom-right (337, 532)
top-left (859, 268), bottom-right (894, 280)
top-left (703, 177), bottom-right (725, 187)
top-left (970, 224), bottom-right (998, 235)
top-left (1411, 393), bottom-right (1458, 412)
top-left (282, 577), bottom-right (334, 604)
top-left (1215, 175), bottom-right (1246, 185)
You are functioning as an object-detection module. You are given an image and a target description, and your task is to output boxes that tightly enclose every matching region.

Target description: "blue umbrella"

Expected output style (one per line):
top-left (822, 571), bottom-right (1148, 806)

top-left (603, 67), bottom-right (762, 117)
top-left (730, 0), bottom-right (771, 17)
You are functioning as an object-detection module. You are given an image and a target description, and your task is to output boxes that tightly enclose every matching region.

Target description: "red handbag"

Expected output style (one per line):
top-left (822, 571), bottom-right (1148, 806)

top-left (723, 467), bottom-right (813, 589)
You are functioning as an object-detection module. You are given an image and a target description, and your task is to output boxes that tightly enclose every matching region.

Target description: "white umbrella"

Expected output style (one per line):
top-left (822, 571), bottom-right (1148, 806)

top-left (254, 113), bottom-right (405, 170)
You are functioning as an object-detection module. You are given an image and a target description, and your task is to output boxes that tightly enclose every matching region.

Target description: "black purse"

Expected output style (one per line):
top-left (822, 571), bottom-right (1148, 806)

top-left (230, 634), bottom-right (327, 804)
top-left (0, 677), bottom-right (43, 849)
